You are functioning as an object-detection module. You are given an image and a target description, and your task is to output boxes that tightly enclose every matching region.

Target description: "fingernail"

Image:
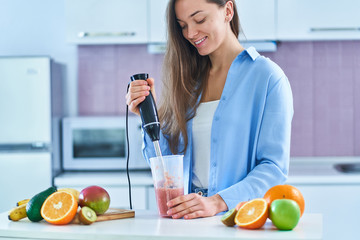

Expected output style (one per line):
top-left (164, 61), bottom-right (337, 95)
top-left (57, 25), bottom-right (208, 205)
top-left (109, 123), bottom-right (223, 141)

top-left (167, 210), bottom-right (171, 215)
top-left (173, 214), bottom-right (178, 218)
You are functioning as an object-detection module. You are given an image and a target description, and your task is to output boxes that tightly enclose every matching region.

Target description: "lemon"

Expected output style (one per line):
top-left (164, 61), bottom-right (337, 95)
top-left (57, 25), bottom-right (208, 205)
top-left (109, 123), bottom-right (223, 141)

top-left (58, 188), bottom-right (80, 203)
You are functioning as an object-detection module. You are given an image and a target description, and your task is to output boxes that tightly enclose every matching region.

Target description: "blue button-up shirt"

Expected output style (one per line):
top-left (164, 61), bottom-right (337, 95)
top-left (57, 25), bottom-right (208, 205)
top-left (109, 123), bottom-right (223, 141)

top-left (142, 47), bottom-right (294, 210)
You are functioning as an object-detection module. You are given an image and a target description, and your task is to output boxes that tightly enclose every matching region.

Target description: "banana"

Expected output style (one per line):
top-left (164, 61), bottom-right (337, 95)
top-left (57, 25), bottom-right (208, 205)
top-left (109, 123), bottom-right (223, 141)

top-left (16, 199), bottom-right (30, 206)
top-left (8, 204), bottom-right (27, 221)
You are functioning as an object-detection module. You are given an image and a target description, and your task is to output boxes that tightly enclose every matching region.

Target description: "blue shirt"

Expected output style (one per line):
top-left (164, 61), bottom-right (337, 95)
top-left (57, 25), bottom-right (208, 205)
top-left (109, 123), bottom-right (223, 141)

top-left (142, 47), bottom-right (294, 210)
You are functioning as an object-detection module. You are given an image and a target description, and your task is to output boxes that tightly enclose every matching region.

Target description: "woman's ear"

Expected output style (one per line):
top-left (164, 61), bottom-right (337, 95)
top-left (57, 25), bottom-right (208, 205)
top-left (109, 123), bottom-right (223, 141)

top-left (224, 0), bottom-right (234, 22)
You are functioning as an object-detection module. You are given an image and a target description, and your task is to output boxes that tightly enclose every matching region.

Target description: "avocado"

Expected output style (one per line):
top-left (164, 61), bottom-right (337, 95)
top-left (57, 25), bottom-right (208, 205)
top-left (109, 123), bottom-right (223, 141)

top-left (26, 186), bottom-right (57, 222)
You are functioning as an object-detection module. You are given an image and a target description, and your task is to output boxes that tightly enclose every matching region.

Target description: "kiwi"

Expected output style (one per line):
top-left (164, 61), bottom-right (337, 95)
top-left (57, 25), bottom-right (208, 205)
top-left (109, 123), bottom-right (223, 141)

top-left (79, 206), bottom-right (97, 225)
top-left (221, 208), bottom-right (237, 227)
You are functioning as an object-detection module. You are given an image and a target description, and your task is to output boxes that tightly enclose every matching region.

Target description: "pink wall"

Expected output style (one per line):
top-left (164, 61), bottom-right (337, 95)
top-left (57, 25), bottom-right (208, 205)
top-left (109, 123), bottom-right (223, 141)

top-left (78, 41), bottom-right (360, 156)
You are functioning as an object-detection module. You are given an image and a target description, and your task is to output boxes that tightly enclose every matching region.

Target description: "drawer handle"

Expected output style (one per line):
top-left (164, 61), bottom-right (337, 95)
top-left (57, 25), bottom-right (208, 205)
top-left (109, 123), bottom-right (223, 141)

top-left (78, 32), bottom-right (136, 38)
top-left (310, 27), bottom-right (360, 32)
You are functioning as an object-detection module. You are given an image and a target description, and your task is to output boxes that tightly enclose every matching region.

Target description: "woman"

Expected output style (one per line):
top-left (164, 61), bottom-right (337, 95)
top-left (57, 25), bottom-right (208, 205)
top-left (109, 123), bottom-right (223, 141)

top-left (126, 0), bottom-right (293, 219)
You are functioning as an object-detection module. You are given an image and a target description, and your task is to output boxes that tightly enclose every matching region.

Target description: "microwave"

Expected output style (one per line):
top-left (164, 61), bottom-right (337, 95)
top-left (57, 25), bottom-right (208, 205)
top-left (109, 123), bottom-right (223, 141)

top-left (62, 116), bottom-right (149, 170)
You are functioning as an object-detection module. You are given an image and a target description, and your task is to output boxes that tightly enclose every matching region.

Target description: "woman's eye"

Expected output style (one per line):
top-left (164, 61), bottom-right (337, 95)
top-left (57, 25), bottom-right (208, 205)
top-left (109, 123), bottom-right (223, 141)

top-left (196, 18), bottom-right (206, 24)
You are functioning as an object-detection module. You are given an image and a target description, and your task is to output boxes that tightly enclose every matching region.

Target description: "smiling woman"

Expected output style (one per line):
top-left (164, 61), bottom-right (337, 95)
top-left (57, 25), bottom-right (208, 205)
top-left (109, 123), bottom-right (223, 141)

top-left (125, 0), bottom-right (293, 220)
top-left (175, 0), bottom-right (238, 56)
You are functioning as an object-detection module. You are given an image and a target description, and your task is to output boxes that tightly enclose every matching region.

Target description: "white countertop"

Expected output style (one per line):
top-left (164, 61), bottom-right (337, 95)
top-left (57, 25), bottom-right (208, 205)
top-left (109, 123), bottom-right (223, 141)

top-left (287, 157), bottom-right (360, 185)
top-left (0, 210), bottom-right (322, 240)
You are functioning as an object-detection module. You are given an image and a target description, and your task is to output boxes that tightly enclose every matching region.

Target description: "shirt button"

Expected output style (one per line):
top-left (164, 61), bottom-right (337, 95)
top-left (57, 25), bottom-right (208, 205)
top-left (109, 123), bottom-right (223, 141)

top-left (222, 96), bottom-right (226, 101)
top-left (212, 139), bottom-right (217, 143)
top-left (214, 116), bottom-right (220, 121)
top-left (213, 162), bottom-right (217, 167)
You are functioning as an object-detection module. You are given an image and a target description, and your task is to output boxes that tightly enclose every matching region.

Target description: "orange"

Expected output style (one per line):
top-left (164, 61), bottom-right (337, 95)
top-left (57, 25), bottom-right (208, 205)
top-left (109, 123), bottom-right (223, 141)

top-left (234, 198), bottom-right (268, 229)
top-left (263, 184), bottom-right (305, 217)
top-left (41, 191), bottom-right (78, 225)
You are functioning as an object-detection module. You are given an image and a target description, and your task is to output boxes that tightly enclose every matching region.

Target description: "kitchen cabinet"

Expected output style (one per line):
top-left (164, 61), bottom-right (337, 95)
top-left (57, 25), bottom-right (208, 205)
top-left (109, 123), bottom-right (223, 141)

top-left (290, 184), bottom-right (360, 240)
top-left (58, 185), bottom-right (149, 209)
top-left (54, 171), bottom-right (156, 210)
top-left (0, 153), bottom-right (52, 213)
top-left (236, 0), bottom-right (276, 41)
top-left (287, 157), bottom-right (360, 240)
top-left (277, 0), bottom-right (360, 40)
top-left (149, 0), bottom-right (276, 43)
top-left (65, 0), bottom-right (148, 44)
top-left (149, 0), bottom-right (168, 43)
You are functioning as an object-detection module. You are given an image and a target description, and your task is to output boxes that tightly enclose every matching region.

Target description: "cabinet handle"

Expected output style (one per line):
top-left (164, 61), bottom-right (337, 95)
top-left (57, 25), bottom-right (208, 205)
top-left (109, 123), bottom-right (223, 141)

top-left (310, 27), bottom-right (360, 32)
top-left (78, 32), bottom-right (136, 38)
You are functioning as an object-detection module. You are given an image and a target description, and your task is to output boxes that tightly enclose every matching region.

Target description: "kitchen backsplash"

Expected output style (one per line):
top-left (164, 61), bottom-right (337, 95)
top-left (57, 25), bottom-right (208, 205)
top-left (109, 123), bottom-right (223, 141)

top-left (78, 41), bottom-right (360, 157)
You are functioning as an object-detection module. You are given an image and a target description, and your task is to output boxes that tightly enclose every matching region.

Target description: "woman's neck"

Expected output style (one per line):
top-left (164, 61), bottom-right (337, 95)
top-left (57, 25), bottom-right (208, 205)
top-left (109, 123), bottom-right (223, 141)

top-left (209, 33), bottom-right (244, 72)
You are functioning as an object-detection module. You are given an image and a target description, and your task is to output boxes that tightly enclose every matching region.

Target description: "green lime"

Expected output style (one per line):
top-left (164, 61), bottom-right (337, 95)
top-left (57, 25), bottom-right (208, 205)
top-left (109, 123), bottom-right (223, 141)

top-left (221, 208), bottom-right (237, 226)
top-left (26, 186), bottom-right (57, 222)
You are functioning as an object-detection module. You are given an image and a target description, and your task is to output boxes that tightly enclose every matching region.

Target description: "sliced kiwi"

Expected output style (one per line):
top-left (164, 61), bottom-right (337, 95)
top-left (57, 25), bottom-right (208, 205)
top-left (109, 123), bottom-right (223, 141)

top-left (221, 208), bottom-right (237, 227)
top-left (79, 206), bottom-right (97, 225)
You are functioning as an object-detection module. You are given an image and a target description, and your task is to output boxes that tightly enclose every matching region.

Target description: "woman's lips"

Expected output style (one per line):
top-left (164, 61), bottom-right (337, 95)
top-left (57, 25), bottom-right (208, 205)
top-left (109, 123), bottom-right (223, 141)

top-left (194, 36), bottom-right (207, 47)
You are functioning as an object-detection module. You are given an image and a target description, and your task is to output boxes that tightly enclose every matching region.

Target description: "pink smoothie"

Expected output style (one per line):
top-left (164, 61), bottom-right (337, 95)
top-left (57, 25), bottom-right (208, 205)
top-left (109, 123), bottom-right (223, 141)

top-left (155, 187), bottom-right (184, 217)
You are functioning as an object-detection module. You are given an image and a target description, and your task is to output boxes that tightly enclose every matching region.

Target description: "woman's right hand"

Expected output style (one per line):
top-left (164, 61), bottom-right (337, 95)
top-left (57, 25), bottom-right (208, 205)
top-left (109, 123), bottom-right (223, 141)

top-left (125, 78), bottom-right (156, 116)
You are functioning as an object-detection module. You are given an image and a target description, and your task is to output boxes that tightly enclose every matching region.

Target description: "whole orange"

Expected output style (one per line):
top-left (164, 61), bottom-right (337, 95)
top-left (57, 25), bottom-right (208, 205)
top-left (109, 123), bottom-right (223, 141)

top-left (263, 185), bottom-right (305, 217)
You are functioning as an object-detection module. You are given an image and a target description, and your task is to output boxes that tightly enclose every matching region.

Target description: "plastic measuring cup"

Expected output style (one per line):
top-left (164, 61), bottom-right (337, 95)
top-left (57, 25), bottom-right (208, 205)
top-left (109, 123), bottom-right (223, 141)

top-left (150, 155), bottom-right (184, 217)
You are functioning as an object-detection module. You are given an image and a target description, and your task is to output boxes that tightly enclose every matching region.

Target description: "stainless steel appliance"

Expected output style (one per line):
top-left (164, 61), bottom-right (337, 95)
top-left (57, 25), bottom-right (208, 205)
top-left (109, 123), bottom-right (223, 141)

top-left (62, 116), bottom-right (147, 170)
top-left (0, 56), bottom-right (62, 213)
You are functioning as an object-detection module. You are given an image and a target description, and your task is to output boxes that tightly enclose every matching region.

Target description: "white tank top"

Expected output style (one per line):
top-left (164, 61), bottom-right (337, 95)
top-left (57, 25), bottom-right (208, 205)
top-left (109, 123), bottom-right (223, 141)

top-left (192, 100), bottom-right (220, 188)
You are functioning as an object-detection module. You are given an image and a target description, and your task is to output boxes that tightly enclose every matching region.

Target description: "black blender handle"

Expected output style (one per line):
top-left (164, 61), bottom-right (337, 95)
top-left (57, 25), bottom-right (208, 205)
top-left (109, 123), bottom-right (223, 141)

top-left (130, 73), bottom-right (160, 142)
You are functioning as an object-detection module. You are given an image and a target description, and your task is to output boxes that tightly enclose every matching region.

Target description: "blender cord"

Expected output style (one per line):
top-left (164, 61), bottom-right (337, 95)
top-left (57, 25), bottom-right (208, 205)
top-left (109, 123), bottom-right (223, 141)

top-left (126, 84), bottom-right (133, 210)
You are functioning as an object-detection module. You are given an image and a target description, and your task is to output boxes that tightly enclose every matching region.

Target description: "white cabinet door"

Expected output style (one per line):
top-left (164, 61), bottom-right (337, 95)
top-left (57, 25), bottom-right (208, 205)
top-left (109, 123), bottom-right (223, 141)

top-left (236, 0), bottom-right (276, 41)
top-left (148, 0), bottom-right (276, 44)
top-left (149, 0), bottom-right (168, 43)
top-left (277, 0), bottom-right (360, 40)
top-left (55, 185), bottom-right (148, 210)
top-left (146, 186), bottom-right (157, 210)
top-left (292, 184), bottom-right (360, 240)
top-left (0, 153), bottom-right (52, 213)
top-left (65, 0), bottom-right (148, 44)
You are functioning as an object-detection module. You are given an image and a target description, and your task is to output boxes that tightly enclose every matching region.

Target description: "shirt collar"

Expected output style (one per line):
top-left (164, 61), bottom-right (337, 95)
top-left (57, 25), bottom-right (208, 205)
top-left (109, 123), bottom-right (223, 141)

top-left (244, 46), bottom-right (260, 61)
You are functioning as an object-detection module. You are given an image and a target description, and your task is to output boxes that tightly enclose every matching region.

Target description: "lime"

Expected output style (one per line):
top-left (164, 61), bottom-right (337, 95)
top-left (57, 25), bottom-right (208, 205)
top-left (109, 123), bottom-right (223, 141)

top-left (26, 186), bottom-right (57, 222)
top-left (221, 208), bottom-right (237, 226)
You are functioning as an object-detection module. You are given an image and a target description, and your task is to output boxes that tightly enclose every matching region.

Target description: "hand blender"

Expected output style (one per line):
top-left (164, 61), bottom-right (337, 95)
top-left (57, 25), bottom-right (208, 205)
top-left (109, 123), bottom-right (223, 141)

top-left (130, 73), bottom-right (162, 158)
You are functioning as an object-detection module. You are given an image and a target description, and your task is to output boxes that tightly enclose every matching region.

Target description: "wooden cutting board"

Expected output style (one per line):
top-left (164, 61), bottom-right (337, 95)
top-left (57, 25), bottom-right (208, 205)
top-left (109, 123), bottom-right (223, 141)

top-left (72, 208), bottom-right (135, 224)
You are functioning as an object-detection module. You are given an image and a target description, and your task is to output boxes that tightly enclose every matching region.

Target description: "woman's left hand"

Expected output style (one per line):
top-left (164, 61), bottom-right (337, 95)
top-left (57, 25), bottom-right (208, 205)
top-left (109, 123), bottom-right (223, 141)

top-left (166, 193), bottom-right (228, 219)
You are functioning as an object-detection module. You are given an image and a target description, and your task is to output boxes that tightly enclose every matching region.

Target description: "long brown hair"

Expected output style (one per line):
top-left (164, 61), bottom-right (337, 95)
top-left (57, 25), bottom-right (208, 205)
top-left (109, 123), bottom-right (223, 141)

top-left (159, 0), bottom-right (241, 154)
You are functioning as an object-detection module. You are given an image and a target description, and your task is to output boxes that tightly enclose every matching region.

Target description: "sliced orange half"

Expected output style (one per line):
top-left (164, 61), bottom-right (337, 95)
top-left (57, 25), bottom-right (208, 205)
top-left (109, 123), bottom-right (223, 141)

top-left (234, 198), bottom-right (268, 229)
top-left (41, 191), bottom-right (78, 225)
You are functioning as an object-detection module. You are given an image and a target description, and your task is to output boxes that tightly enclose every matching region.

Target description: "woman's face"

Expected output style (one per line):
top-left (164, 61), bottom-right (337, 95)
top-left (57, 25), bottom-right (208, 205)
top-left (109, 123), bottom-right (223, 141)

top-left (175, 0), bottom-right (231, 56)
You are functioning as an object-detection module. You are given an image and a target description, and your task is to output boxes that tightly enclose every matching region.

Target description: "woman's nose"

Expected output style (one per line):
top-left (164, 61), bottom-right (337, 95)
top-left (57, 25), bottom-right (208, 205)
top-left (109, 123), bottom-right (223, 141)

top-left (186, 24), bottom-right (198, 39)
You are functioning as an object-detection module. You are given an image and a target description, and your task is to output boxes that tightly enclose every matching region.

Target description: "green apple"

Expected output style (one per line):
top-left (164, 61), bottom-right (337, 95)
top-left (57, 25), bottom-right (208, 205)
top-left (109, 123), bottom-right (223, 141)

top-left (269, 199), bottom-right (301, 230)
